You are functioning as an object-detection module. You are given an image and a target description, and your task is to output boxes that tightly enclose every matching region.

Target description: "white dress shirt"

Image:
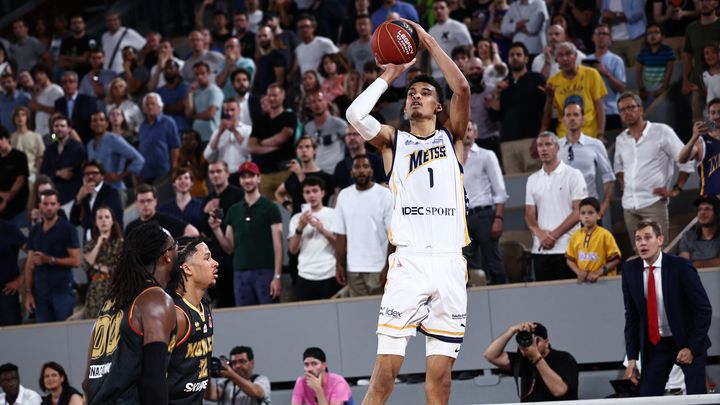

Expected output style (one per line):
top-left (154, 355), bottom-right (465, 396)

top-left (463, 144), bottom-right (508, 208)
top-left (614, 121), bottom-right (695, 210)
top-left (0, 384), bottom-right (42, 405)
top-left (203, 122), bottom-right (252, 173)
top-left (643, 252), bottom-right (672, 337)
top-left (559, 133), bottom-right (615, 199)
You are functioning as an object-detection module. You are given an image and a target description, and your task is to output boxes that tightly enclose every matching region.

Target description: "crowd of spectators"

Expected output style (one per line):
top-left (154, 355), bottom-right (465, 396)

top-left (0, 0), bottom-right (719, 327)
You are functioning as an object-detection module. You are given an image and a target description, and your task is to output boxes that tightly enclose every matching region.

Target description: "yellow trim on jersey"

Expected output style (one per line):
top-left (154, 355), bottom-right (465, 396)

top-left (378, 323), bottom-right (418, 330)
top-left (181, 297), bottom-right (206, 323)
top-left (420, 327), bottom-right (465, 336)
top-left (459, 173), bottom-right (471, 246)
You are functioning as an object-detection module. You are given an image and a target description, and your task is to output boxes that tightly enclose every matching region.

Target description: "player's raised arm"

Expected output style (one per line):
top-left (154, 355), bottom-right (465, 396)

top-left (402, 19), bottom-right (470, 141)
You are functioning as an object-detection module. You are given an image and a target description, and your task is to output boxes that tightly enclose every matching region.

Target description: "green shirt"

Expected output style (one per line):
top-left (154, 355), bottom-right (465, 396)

top-left (224, 196), bottom-right (282, 271)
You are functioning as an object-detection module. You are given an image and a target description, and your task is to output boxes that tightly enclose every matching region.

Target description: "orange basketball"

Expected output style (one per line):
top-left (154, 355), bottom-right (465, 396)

top-left (371, 20), bottom-right (419, 65)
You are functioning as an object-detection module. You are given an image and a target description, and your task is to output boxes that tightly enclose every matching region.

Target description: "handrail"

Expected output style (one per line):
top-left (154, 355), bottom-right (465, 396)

top-left (664, 216), bottom-right (698, 254)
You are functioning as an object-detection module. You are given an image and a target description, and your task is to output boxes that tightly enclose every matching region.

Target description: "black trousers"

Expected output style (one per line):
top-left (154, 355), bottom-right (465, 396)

top-left (532, 253), bottom-right (575, 281)
top-left (294, 276), bottom-right (341, 301)
top-left (639, 337), bottom-right (707, 396)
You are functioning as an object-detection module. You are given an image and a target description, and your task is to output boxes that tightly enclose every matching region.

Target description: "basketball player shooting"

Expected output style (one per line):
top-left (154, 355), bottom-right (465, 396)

top-left (346, 19), bottom-right (470, 405)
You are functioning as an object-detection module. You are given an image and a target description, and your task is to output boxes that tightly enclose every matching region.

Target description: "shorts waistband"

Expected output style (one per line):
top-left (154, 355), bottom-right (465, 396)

top-left (395, 247), bottom-right (462, 256)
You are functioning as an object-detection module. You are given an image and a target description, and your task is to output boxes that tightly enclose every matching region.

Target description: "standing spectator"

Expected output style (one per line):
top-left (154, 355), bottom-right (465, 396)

top-left (599, 0), bottom-right (646, 66)
top-left (476, 39), bottom-right (507, 86)
top-left (651, 0), bottom-right (699, 55)
top-left (703, 43), bottom-right (720, 104)
top-left (332, 125), bottom-right (386, 192)
top-left (38, 362), bottom-right (83, 405)
top-left (428, 0), bottom-right (473, 80)
top-left (58, 15), bottom-right (95, 79)
top-left (333, 155), bottom-right (392, 296)
top-left (30, 64), bottom-right (64, 136)
top-left (101, 11), bottom-right (146, 74)
top-left (209, 161), bottom-right (283, 306)
top-left (288, 177), bottom-right (339, 300)
top-left (532, 24), bottom-right (587, 80)
top-left (587, 23), bottom-right (626, 133)
top-left (138, 92), bottom-right (180, 183)
top-left (147, 39), bottom-right (185, 91)
top-left (24, 189), bottom-right (81, 323)
top-left (463, 120), bottom-right (508, 284)
top-left (339, 0), bottom-right (370, 47)
top-left (482, 0), bottom-right (511, 60)
top-left (230, 68), bottom-right (262, 127)
top-left (86, 110), bottom-right (145, 194)
top-left (174, 129), bottom-right (209, 197)
top-left (10, 106), bottom-right (44, 181)
top-left (678, 196), bottom-right (720, 268)
top-left (254, 26), bottom-right (287, 96)
top-left (118, 46), bottom-right (149, 97)
top-left (69, 160), bottom-right (124, 238)
top-left (231, 12), bottom-right (256, 60)
top-left (17, 70), bottom-right (35, 94)
top-left (636, 23), bottom-right (676, 105)
top-left (303, 91), bottom-right (347, 174)
top-left (525, 131), bottom-right (587, 281)
top-left (556, 0), bottom-right (596, 52)
top-left (291, 347), bottom-right (352, 405)
top-left (557, 99), bottom-right (615, 216)
top-left (187, 62), bottom-right (223, 143)
top-left (293, 14), bottom-right (339, 75)
top-left (0, 72), bottom-right (31, 133)
top-left (248, 84), bottom-right (297, 198)
top-left (156, 60), bottom-right (191, 132)
top-left (543, 42), bottom-right (607, 138)
top-left (682, 0), bottom-right (720, 121)
top-left (181, 31), bottom-right (225, 82)
top-left (138, 31), bottom-right (161, 71)
top-left (263, 11), bottom-right (299, 60)
top-left (125, 184), bottom-right (199, 237)
top-left (679, 99), bottom-right (720, 196)
top-left (158, 167), bottom-right (204, 230)
top-left (345, 14), bottom-right (374, 71)
top-left (204, 346), bottom-right (272, 405)
top-left (78, 49), bottom-right (116, 100)
top-left (105, 78), bottom-right (143, 133)
top-left (487, 42), bottom-right (546, 175)
top-left (318, 53), bottom-right (349, 103)
top-left (204, 98), bottom-right (252, 175)
top-left (0, 220), bottom-right (27, 326)
top-left (195, 3), bottom-right (232, 49)
top-left (615, 92), bottom-right (694, 243)
top-left (40, 115), bottom-right (84, 205)
top-left (466, 57), bottom-right (501, 164)
top-left (10, 19), bottom-right (47, 72)
top-left (370, 0), bottom-right (420, 28)
top-left (500, 0), bottom-right (548, 57)
top-left (276, 136), bottom-right (334, 214)
top-left (107, 107), bottom-right (135, 146)
top-left (82, 206), bottom-right (123, 318)
top-left (0, 363), bottom-right (42, 404)
top-left (54, 70), bottom-right (97, 144)
top-left (216, 38), bottom-right (256, 99)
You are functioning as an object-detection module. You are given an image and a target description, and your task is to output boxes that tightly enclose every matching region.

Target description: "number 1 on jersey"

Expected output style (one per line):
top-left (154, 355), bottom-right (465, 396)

top-left (428, 168), bottom-right (434, 188)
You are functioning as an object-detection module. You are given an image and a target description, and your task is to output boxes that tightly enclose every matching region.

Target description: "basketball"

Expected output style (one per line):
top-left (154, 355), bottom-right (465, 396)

top-left (371, 20), bottom-right (419, 65)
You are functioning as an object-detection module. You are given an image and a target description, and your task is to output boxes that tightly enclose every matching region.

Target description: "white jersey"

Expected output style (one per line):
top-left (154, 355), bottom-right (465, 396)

top-left (388, 128), bottom-right (469, 252)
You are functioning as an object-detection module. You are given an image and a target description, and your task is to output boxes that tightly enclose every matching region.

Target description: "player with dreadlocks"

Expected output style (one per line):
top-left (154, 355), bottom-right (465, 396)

top-left (166, 237), bottom-right (219, 404)
top-left (84, 223), bottom-right (179, 405)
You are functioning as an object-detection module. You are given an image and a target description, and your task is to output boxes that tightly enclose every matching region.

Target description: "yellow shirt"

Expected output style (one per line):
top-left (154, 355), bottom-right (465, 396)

top-left (565, 225), bottom-right (621, 274)
top-left (548, 65), bottom-right (607, 137)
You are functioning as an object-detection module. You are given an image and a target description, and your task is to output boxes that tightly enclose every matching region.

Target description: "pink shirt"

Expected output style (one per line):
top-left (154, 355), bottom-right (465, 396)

top-left (291, 372), bottom-right (352, 405)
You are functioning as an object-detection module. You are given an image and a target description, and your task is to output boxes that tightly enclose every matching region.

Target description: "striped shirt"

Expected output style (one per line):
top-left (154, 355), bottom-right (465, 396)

top-left (637, 45), bottom-right (676, 89)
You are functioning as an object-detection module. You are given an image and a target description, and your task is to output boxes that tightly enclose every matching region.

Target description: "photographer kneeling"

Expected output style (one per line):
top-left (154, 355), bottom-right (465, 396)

top-left (484, 322), bottom-right (579, 401)
top-left (205, 346), bottom-right (271, 404)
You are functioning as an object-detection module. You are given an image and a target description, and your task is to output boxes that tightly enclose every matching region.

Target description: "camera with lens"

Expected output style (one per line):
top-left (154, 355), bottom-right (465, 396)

top-left (516, 330), bottom-right (534, 348)
top-left (209, 355), bottom-right (228, 378)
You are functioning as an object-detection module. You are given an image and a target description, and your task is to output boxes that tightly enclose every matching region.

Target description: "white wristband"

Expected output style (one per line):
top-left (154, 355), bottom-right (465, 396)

top-left (346, 78), bottom-right (388, 141)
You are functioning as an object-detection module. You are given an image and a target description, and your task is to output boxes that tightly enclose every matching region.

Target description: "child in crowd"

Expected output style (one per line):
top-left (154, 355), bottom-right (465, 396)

top-left (565, 197), bottom-right (621, 283)
top-left (702, 42), bottom-right (720, 106)
top-left (636, 23), bottom-right (675, 105)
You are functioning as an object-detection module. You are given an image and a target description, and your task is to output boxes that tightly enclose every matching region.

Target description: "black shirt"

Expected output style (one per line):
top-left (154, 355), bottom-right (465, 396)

top-left (496, 71), bottom-right (546, 142)
top-left (40, 138), bottom-right (85, 204)
top-left (125, 212), bottom-right (188, 238)
top-left (0, 220), bottom-right (27, 285)
top-left (0, 149), bottom-right (29, 220)
top-left (508, 349), bottom-right (579, 402)
top-left (254, 49), bottom-right (288, 95)
top-left (250, 110), bottom-right (297, 173)
top-left (332, 151), bottom-right (386, 190)
top-left (60, 33), bottom-right (96, 78)
top-left (284, 171), bottom-right (334, 214)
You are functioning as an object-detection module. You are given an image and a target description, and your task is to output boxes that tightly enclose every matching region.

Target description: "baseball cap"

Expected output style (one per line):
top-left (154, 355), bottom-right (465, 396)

top-left (694, 196), bottom-right (720, 213)
top-left (238, 161), bottom-right (260, 175)
top-left (533, 322), bottom-right (548, 339)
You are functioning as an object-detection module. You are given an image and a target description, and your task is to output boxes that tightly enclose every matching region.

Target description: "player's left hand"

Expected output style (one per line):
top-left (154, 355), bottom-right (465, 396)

top-left (676, 348), bottom-right (694, 365)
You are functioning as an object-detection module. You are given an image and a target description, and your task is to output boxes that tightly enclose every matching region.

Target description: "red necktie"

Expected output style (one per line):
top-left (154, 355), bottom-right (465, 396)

top-left (647, 265), bottom-right (661, 345)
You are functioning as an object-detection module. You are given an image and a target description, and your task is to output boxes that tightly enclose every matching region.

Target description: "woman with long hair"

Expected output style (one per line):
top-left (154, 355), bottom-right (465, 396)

top-left (332, 69), bottom-right (362, 117)
top-left (108, 106), bottom-right (137, 146)
top-left (10, 105), bottom-right (45, 180)
top-left (83, 206), bottom-right (123, 318)
top-left (318, 53), bottom-right (350, 102)
top-left (39, 362), bottom-right (83, 405)
top-left (105, 78), bottom-right (143, 133)
top-left (476, 37), bottom-right (507, 86)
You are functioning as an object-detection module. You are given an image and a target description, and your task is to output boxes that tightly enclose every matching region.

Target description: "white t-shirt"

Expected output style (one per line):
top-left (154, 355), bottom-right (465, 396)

top-left (102, 27), bottom-right (146, 73)
top-left (0, 384), bottom-right (42, 405)
top-left (333, 183), bottom-right (393, 273)
top-left (35, 83), bottom-right (64, 135)
top-left (608, 0), bottom-right (629, 41)
top-left (525, 161), bottom-right (587, 254)
top-left (532, 49), bottom-right (587, 78)
top-left (289, 206), bottom-right (337, 280)
top-left (703, 70), bottom-right (720, 103)
top-left (248, 10), bottom-right (263, 33)
top-left (428, 19), bottom-right (473, 78)
top-left (295, 37), bottom-right (339, 75)
top-left (149, 57), bottom-right (185, 89)
top-left (203, 122), bottom-right (252, 173)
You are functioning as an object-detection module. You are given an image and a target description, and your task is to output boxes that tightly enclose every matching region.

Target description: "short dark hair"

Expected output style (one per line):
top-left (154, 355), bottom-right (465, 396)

top-left (408, 74), bottom-right (445, 106)
top-left (509, 42), bottom-right (529, 57)
top-left (356, 13), bottom-right (371, 22)
top-left (303, 347), bottom-right (326, 362)
top-left (0, 363), bottom-right (18, 375)
top-left (193, 61), bottom-right (210, 72)
top-left (82, 160), bottom-right (106, 175)
top-left (451, 44), bottom-right (473, 60)
top-left (172, 166), bottom-right (193, 181)
top-left (352, 153), bottom-right (369, 163)
top-left (645, 22), bottom-right (663, 36)
top-left (39, 188), bottom-right (59, 200)
top-left (0, 124), bottom-right (10, 140)
top-left (579, 197), bottom-right (600, 213)
top-left (136, 183), bottom-right (157, 199)
top-left (30, 63), bottom-right (52, 78)
top-left (230, 346), bottom-right (254, 361)
top-left (708, 98), bottom-right (720, 111)
top-left (635, 220), bottom-right (662, 237)
top-left (301, 176), bottom-right (326, 191)
top-left (230, 68), bottom-right (251, 83)
top-left (51, 114), bottom-right (70, 127)
top-left (297, 14), bottom-right (317, 27)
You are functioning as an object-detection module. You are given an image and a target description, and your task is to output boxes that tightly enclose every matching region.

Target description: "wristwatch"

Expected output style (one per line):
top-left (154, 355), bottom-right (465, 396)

top-left (49, 256), bottom-right (56, 265)
top-left (273, 274), bottom-right (281, 280)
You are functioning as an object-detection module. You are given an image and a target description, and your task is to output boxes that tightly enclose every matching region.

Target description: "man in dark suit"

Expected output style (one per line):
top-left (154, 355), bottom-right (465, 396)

top-left (622, 220), bottom-right (712, 396)
top-left (70, 160), bottom-right (123, 239)
top-left (54, 70), bottom-right (97, 144)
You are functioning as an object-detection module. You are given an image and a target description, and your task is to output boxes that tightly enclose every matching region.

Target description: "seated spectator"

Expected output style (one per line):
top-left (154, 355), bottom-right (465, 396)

top-left (0, 220), bottom-right (27, 326)
top-left (105, 78), bottom-right (143, 133)
top-left (318, 53), bottom-right (349, 103)
top-left (38, 362), bottom-right (82, 405)
top-left (636, 23), bottom-right (675, 105)
top-left (500, 0), bottom-right (548, 57)
top-left (532, 24), bottom-right (587, 80)
top-left (54, 70), bottom-right (97, 144)
top-left (344, 14), bottom-right (373, 71)
top-left (10, 19), bottom-right (47, 72)
top-left (291, 347), bottom-right (352, 405)
top-left (288, 177), bottom-right (339, 300)
top-left (484, 322), bottom-right (579, 401)
top-left (303, 91), bottom-right (347, 174)
top-left (565, 197), bottom-right (621, 283)
top-left (332, 124), bottom-right (385, 193)
top-left (476, 38), bottom-right (507, 86)
top-left (0, 363), bottom-right (42, 404)
top-left (294, 14), bottom-right (339, 76)
top-left (138, 92), bottom-right (180, 184)
top-left (203, 98), bottom-right (252, 180)
top-left (24, 189), bottom-right (81, 323)
top-left (216, 38), bottom-right (256, 99)
top-left (703, 42), bottom-right (720, 104)
top-left (679, 196), bottom-right (720, 268)
top-left (118, 46), bottom-right (150, 98)
top-left (0, 72), bottom-right (31, 133)
top-left (186, 61), bottom-right (223, 143)
top-left (587, 23), bottom-right (626, 133)
top-left (174, 129), bottom-right (209, 198)
top-left (125, 184), bottom-right (199, 238)
top-left (40, 115), bottom-right (85, 205)
top-left (205, 346), bottom-right (271, 404)
top-left (276, 136), bottom-right (334, 214)
top-left (147, 39), bottom-right (185, 92)
top-left (158, 167), bottom-right (204, 230)
top-left (78, 49), bottom-right (116, 100)
top-left (10, 105), bottom-right (44, 181)
top-left (70, 160), bottom-right (124, 238)
top-left (156, 60), bottom-right (191, 132)
top-left (181, 31), bottom-right (225, 82)
top-left (29, 64), bottom-right (64, 137)
top-left (679, 99), bottom-right (720, 197)
top-left (82, 205), bottom-right (123, 318)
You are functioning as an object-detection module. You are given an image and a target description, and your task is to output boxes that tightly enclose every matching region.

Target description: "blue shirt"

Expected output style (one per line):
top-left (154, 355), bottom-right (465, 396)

top-left (157, 82), bottom-right (191, 131)
top-left (191, 84), bottom-right (223, 142)
top-left (40, 138), bottom-right (85, 204)
top-left (589, 51), bottom-right (626, 116)
top-left (371, 2), bottom-right (420, 28)
top-left (0, 91), bottom-right (30, 133)
top-left (600, 0), bottom-right (646, 40)
top-left (138, 114), bottom-right (180, 179)
top-left (27, 216), bottom-right (79, 295)
top-left (158, 198), bottom-right (204, 230)
top-left (87, 132), bottom-right (146, 190)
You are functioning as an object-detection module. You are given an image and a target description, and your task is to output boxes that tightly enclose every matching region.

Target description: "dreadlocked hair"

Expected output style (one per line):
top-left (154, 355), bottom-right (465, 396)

top-left (106, 223), bottom-right (171, 311)
top-left (167, 237), bottom-right (204, 295)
